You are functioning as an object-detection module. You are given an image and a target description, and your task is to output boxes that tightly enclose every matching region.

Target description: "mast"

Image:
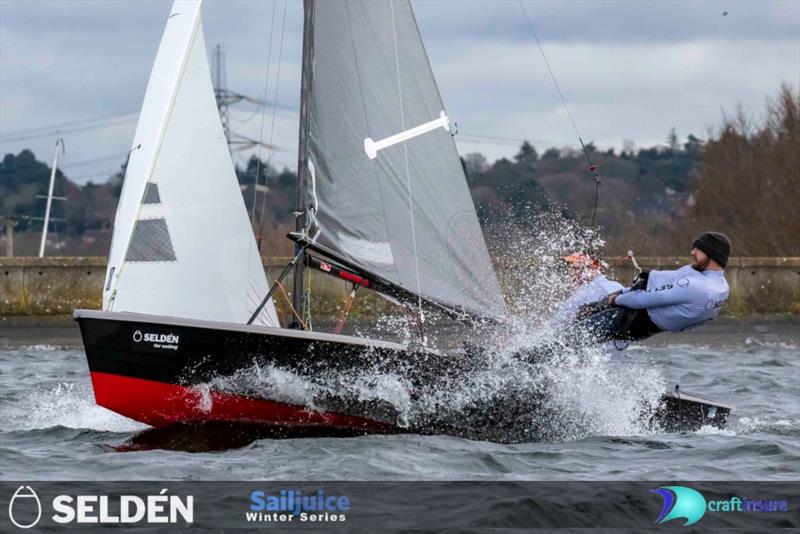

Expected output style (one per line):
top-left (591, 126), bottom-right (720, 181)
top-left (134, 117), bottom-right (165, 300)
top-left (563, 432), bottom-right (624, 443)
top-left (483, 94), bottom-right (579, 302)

top-left (292, 0), bottom-right (315, 329)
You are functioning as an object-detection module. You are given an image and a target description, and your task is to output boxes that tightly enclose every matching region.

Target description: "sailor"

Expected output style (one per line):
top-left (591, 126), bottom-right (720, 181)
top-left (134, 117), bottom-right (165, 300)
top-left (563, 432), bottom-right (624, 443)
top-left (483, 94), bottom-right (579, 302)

top-left (569, 232), bottom-right (731, 344)
top-left (550, 252), bottom-right (623, 326)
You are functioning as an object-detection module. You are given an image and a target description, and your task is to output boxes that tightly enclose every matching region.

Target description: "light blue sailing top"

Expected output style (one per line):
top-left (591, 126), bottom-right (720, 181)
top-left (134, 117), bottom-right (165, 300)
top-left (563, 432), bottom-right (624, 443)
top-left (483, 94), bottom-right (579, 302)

top-left (551, 275), bottom-right (624, 326)
top-left (615, 265), bottom-right (729, 332)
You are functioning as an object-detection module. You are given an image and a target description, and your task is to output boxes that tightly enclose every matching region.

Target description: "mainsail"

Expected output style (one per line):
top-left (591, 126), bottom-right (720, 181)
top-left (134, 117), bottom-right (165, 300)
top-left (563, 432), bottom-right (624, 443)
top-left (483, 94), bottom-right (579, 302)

top-left (305, 0), bottom-right (506, 319)
top-left (103, 0), bottom-right (279, 327)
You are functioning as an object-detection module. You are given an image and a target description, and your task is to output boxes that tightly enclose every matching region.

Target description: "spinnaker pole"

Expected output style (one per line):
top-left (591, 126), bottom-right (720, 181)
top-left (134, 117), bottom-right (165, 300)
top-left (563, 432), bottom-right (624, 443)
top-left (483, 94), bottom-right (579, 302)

top-left (292, 0), bottom-right (315, 329)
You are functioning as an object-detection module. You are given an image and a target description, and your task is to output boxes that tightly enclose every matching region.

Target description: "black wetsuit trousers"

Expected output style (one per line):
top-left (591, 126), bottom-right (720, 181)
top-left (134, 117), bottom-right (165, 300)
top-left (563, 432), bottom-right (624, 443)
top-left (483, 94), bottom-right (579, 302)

top-left (564, 306), bottom-right (663, 346)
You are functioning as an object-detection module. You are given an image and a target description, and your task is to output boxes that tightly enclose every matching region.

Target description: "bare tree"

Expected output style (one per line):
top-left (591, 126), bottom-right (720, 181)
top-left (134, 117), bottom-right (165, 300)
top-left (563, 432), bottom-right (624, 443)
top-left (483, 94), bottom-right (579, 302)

top-left (673, 84), bottom-right (800, 256)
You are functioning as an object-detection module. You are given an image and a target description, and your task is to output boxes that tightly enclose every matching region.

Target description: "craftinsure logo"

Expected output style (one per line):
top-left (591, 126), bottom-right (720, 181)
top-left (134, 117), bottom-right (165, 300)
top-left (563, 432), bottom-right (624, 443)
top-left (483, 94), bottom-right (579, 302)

top-left (247, 489), bottom-right (349, 524)
top-left (8, 486), bottom-right (193, 528)
top-left (651, 485), bottom-right (789, 526)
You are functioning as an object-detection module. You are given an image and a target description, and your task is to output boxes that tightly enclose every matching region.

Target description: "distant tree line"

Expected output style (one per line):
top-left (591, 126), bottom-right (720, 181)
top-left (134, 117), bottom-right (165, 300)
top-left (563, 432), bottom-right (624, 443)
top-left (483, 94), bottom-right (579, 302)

top-left (2, 85), bottom-right (797, 258)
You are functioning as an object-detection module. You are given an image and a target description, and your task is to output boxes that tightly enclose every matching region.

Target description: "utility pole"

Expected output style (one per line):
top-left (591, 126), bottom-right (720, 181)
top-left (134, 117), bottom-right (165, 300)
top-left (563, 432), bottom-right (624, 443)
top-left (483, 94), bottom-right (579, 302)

top-left (38, 138), bottom-right (66, 257)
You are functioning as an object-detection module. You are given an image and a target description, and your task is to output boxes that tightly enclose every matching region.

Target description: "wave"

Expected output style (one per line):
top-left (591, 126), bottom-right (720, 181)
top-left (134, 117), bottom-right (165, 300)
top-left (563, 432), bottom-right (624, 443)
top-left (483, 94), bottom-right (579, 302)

top-left (1, 381), bottom-right (147, 433)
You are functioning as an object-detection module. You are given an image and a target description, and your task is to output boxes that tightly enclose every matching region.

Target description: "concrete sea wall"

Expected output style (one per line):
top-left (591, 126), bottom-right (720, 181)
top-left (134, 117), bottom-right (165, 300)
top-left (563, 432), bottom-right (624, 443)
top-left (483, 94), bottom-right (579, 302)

top-left (2, 257), bottom-right (107, 315)
top-left (1, 256), bottom-right (798, 316)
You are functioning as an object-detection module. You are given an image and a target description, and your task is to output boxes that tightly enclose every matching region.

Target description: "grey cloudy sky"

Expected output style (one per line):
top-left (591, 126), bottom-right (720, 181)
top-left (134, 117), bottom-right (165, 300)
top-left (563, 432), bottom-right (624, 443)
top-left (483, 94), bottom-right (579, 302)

top-left (1, 0), bottom-right (798, 185)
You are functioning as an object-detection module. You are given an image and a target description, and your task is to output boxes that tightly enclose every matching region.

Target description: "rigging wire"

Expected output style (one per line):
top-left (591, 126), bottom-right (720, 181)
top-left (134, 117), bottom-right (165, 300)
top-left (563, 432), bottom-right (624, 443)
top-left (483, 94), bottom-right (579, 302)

top-left (275, 280), bottom-right (308, 331)
top-left (304, 261), bottom-right (313, 331)
top-left (334, 285), bottom-right (358, 335)
top-left (390, 0), bottom-right (425, 330)
top-left (256, 0), bottom-right (289, 248)
top-left (518, 1), bottom-right (581, 151)
top-left (517, 0), bottom-right (611, 228)
top-left (250, 0), bottom-right (279, 231)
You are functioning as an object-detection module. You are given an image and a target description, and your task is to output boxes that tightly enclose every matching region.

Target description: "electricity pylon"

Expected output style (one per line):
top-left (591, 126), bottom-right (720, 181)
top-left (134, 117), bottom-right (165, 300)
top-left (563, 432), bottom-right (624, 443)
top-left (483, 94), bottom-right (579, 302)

top-left (211, 45), bottom-right (277, 153)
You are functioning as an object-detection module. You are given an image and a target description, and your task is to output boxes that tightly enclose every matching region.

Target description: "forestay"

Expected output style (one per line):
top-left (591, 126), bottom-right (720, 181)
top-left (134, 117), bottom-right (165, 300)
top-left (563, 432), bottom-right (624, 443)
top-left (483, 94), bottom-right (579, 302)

top-left (307, 0), bottom-right (506, 319)
top-left (102, 0), bottom-right (278, 327)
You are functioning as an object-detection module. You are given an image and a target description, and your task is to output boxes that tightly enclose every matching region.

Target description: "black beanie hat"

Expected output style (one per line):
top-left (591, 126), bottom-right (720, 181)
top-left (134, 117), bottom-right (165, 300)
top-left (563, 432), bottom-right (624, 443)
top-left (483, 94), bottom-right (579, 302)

top-left (693, 232), bottom-right (731, 267)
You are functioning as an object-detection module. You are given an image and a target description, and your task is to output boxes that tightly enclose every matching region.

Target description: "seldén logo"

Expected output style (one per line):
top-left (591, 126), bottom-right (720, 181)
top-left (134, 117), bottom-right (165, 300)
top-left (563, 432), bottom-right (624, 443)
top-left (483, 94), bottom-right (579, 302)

top-left (8, 486), bottom-right (42, 529)
top-left (651, 485), bottom-right (790, 526)
top-left (132, 329), bottom-right (180, 350)
top-left (7, 486), bottom-right (193, 528)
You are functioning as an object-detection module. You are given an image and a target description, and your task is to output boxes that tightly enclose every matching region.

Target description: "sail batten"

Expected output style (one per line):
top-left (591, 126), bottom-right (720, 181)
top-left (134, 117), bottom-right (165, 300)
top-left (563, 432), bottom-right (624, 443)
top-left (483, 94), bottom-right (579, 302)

top-left (306, 0), bottom-right (506, 319)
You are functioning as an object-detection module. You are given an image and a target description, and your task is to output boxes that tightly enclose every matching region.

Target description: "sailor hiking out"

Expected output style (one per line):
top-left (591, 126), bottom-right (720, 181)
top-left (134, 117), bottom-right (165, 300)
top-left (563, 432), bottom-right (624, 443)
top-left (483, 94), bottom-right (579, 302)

top-left (550, 252), bottom-right (623, 327)
top-left (565, 232), bottom-right (731, 346)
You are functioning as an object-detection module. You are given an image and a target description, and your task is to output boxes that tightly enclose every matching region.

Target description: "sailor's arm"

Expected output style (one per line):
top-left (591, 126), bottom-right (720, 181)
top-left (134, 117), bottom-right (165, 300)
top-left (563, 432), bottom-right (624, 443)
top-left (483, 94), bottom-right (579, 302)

top-left (611, 282), bottom-right (697, 309)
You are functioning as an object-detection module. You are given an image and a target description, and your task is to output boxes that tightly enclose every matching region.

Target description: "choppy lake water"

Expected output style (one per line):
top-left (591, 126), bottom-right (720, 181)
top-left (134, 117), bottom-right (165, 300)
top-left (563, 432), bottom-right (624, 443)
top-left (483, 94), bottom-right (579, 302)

top-left (1, 318), bottom-right (798, 481)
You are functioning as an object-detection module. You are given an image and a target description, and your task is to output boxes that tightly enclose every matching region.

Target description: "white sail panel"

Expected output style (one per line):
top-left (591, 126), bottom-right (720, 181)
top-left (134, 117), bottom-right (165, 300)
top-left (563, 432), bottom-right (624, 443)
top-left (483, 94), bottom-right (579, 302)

top-left (103, 0), bottom-right (278, 327)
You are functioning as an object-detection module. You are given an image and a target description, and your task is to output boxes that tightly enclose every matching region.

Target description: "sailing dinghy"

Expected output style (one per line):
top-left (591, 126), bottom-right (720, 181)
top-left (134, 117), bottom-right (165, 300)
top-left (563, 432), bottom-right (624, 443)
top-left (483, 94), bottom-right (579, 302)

top-left (75, 0), bottom-right (731, 439)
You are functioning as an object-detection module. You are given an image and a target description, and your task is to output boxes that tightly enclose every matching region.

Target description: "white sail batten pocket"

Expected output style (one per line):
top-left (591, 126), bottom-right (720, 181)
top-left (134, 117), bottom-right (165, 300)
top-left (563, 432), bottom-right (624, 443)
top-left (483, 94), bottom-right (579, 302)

top-left (364, 111), bottom-right (450, 159)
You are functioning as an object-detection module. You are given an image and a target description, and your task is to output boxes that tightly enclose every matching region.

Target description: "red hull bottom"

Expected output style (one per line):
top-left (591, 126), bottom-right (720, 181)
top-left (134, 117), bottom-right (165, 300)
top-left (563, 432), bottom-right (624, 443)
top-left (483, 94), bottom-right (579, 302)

top-left (90, 371), bottom-right (394, 432)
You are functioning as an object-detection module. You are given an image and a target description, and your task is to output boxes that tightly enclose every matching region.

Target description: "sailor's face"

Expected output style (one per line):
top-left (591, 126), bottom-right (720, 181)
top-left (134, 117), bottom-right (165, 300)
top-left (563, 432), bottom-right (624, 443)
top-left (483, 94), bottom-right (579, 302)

top-left (690, 247), bottom-right (710, 270)
top-left (570, 264), bottom-right (598, 285)
top-left (570, 265), bottom-right (586, 284)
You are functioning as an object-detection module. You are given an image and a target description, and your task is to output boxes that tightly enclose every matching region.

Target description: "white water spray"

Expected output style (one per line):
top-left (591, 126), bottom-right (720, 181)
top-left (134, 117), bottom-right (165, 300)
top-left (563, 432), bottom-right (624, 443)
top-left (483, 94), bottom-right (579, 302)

top-left (199, 209), bottom-right (666, 442)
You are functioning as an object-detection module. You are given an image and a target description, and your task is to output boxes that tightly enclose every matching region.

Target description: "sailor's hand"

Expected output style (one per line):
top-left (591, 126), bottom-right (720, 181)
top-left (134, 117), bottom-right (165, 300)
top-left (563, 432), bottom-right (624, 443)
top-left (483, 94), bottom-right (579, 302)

top-left (607, 290), bottom-right (622, 306)
top-left (576, 302), bottom-right (596, 320)
top-left (577, 299), bottom-right (607, 320)
top-left (631, 270), bottom-right (649, 291)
